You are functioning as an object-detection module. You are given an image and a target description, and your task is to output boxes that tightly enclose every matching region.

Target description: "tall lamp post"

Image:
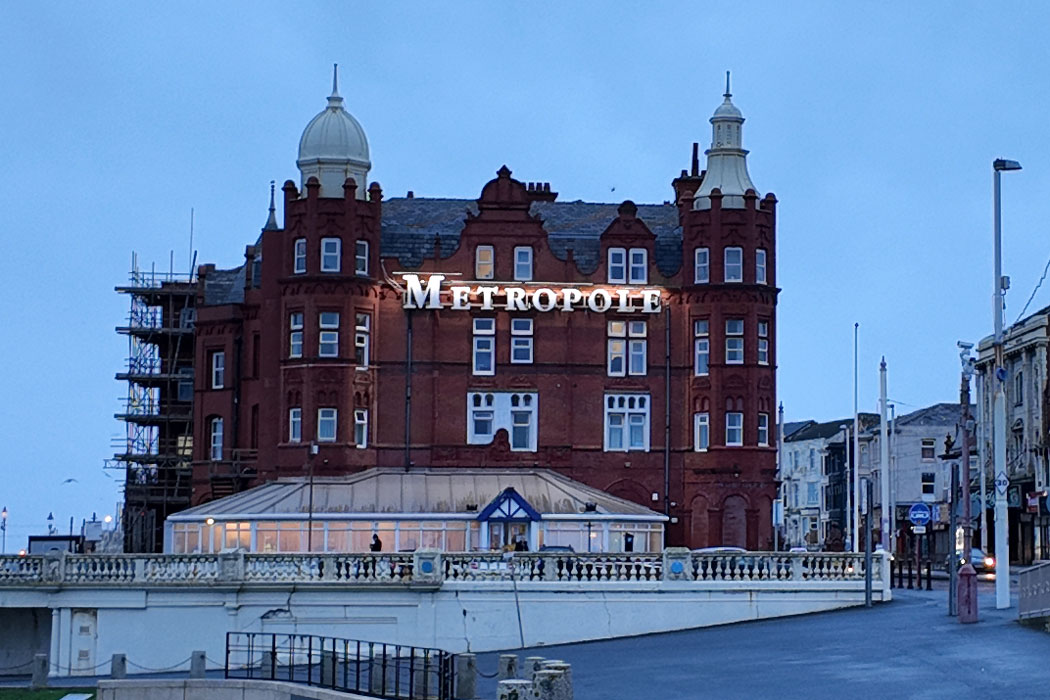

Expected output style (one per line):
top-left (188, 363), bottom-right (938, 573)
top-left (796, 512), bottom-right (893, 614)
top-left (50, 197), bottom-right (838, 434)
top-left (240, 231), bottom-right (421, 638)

top-left (957, 342), bottom-right (978, 623)
top-left (992, 157), bottom-right (1021, 610)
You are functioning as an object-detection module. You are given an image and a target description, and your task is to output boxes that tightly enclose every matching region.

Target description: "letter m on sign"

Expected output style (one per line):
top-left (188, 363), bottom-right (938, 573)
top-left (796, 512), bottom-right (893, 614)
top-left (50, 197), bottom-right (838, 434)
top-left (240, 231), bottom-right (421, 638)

top-left (402, 274), bottom-right (445, 309)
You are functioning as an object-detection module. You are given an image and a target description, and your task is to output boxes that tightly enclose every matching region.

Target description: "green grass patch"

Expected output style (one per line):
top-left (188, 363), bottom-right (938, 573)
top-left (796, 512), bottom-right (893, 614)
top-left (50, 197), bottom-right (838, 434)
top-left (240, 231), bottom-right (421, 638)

top-left (0, 690), bottom-right (95, 700)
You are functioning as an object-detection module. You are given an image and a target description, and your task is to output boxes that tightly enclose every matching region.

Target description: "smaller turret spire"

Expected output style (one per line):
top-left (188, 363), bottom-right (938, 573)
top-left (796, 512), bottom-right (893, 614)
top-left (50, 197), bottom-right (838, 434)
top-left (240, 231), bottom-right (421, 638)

top-left (327, 63), bottom-right (343, 107)
top-left (725, 70), bottom-right (731, 98)
top-left (263, 180), bottom-right (278, 230)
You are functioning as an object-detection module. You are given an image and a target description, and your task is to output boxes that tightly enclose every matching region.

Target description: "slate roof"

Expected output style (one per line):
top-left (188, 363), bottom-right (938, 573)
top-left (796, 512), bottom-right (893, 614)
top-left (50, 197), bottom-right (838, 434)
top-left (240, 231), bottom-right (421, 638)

top-left (894, 402), bottom-right (975, 427)
top-left (168, 467), bottom-right (666, 520)
top-left (786, 413), bottom-right (881, 442)
top-left (779, 420), bottom-right (812, 439)
top-left (204, 197), bottom-right (684, 305)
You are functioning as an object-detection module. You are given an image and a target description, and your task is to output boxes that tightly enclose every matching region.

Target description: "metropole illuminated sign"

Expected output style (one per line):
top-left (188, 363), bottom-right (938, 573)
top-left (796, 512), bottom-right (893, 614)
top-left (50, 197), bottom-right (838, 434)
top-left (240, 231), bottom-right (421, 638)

top-left (401, 274), bottom-right (662, 314)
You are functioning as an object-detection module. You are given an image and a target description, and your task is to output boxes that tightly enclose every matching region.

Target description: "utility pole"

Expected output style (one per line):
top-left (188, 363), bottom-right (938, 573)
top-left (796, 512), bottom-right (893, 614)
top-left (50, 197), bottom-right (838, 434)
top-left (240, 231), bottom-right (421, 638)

top-left (879, 359), bottom-right (891, 551)
top-left (958, 342), bottom-right (978, 623)
top-left (889, 403), bottom-right (897, 554)
top-left (852, 323), bottom-right (860, 553)
top-left (992, 157), bottom-right (1021, 610)
top-left (948, 457), bottom-right (959, 617)
top-left (776, 401), bottom-right (785, 551)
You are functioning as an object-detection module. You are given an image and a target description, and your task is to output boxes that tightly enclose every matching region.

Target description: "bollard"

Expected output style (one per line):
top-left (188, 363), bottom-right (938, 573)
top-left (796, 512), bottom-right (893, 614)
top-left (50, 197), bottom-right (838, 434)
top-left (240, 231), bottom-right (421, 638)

top-left (498, 653), bottom-right (519, 680)
top-left (190, 650), bottom-right (206, 679)
top-left (533, 670), bottom-right (563, 700)
top-left (455, 653), bottom-right (477, 700)
top-left (542, 662), bottom-right (572, 699)
top-left (916, 560), bottom-right (923, 589)
top-left (31, 654), bottom-right (48, 689)
top-left (907, 559), bottom-right (914, 589)
top-left (498, 679), bottom-right (534, 700)
top-left (524, 656), bottom-right (547, 678)
top-left (111, 653), bottom-right (127, 679)
top-left (926, 561), bottom-right (933, 591)
top-left (896, 559), bottom-right (903, 588)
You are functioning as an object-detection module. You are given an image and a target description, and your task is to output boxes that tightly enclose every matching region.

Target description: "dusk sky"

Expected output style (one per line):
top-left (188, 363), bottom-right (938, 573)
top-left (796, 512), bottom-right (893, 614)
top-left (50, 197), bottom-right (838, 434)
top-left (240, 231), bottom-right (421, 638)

top-left (1, 3), bottom-right (1047, 544)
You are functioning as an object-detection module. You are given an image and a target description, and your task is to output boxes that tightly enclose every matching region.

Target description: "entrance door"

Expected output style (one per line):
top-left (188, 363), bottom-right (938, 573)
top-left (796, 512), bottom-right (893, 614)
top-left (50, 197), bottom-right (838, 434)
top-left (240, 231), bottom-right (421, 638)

top-left (71, 609), bottom-right (97, 676)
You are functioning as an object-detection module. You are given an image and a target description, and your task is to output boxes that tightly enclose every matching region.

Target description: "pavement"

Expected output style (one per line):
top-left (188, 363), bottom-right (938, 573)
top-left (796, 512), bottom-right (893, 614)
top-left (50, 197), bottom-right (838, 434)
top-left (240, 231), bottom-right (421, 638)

top-left (478, 580), bottom-right (1050, 700)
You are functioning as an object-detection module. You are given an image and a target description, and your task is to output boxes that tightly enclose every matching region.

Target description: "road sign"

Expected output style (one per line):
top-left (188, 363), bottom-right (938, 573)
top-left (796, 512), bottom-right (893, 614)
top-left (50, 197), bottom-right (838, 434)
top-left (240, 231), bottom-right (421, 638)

top-left (908, 502), bottom-right (932, 525)
top-left (913, 525), bottom-right (927, 534)
top-left (995, 471), bottom-right (1009, 495)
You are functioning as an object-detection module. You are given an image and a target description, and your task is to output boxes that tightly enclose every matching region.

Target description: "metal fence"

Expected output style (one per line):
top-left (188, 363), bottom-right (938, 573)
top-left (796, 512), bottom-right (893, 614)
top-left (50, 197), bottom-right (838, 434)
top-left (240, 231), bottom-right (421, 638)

top-left (225, 632), bottom-right (456, 699)
top-left (1018, 560), bottom-right (1050, 620)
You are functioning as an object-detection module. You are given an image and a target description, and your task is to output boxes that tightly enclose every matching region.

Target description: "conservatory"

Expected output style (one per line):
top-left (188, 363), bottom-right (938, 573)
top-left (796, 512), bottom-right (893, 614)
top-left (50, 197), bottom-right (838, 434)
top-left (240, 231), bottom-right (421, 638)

top-left (164, 467), bottom-right (666, 554)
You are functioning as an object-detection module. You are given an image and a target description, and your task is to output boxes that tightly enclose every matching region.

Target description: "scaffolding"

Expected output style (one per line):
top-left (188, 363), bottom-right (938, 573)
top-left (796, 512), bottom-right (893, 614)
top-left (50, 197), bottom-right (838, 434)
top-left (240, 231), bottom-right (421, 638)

top-left (106, 253), bottom-right (197, 552)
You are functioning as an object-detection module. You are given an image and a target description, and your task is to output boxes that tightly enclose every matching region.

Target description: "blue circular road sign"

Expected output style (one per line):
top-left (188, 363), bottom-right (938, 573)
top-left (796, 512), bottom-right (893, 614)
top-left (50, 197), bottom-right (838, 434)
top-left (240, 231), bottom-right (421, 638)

top-left (908, 503), bottom-right (932, 525)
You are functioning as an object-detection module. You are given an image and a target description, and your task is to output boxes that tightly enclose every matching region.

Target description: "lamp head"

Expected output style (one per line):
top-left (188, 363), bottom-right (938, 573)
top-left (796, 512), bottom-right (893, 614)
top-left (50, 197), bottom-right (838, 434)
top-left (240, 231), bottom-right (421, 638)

top-left (1, 506), bottom-right (6, 520)
top-left (993, 159), bottom-right (1022, 172)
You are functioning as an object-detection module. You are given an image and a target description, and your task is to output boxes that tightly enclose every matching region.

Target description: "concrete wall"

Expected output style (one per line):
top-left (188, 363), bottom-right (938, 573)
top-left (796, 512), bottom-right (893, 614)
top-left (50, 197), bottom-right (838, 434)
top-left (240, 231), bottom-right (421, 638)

top-left (98, 678), bottom-right (372, 700)
top-left (1, 578), bottom-right (888, 677)
top-left (0, 607), bottom-right (50, 676)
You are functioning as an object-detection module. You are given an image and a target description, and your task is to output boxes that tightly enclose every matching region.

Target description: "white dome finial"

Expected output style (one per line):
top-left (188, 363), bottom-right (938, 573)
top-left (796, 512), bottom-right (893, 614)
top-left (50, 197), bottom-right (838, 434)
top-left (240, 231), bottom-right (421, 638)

top-left (297, 67), bottom-right (371, 198)
top-left (692, 73), bottom-right (757, 211)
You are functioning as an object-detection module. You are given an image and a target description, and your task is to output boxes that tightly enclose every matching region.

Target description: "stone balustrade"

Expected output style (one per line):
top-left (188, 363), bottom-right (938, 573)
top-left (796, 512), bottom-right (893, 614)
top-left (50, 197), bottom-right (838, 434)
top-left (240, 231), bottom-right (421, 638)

top-left (0, 549), bottom-right (889, 589)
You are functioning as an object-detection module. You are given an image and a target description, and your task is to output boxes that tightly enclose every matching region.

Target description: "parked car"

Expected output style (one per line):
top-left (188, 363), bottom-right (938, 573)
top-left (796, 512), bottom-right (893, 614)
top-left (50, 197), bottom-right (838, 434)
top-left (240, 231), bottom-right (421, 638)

top-left (945, 547), bottom-right (995, 573)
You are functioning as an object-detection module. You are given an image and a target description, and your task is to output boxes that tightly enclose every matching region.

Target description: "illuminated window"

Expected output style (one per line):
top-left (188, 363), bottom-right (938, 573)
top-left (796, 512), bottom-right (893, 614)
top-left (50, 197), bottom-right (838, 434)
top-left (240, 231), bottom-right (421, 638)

top-left (475, 246), bottom-right (494, 280)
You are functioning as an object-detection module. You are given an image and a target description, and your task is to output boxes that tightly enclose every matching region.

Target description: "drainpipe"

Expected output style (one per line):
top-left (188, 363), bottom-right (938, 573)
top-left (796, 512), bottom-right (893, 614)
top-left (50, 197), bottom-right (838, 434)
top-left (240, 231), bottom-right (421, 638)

top-left (664, 304), bottom-right (671, 517)
top-left (232, 333), bottom-right (242, 468)
top-left (404, 310), bottom-right (413, 469)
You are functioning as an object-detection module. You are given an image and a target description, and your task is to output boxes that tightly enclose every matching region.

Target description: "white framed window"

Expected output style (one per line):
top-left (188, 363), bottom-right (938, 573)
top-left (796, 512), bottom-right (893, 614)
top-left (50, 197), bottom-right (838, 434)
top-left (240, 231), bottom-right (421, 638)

top-left (209, 417), bottom-right (223, 460)
top-left (726, 412), bottom-right (743, 446)
top-left (355, 313), bottom-right (370, 366)
top-left (289, 312), bottom-right (304, 358)
top-left (608, 248), bottom-right (626, 284)
top-left (694, 412), bottom-right (710, 451)
top-left (756, 249), bottom-right (767, 284)
top-left (629, 248), bottom-right (648, 284)
top-left (211, 351), bottom-right (225, 389)
top-left (289, 408), bottom-right (301, 443)
top-left (514, 246), bottom-right (533, 281)
top-left (921, 472), bottom-right (936, 498)
top-left (694, 320), bottom-right (709, 376)
top-left (467, 392), bottom-right (537, 451)
top-left (758, 320), bottom-right (769, 365)
top-left (759, 413), bottom-right (769, 446)
top-left (694, 248), bottom-right (709, 283)
top-left (473, 318), bottom-right (495, 375)
top-left (510, 318), bottom-right (533, 364)
top-left (608, 321), bottom-right (626, 376)
top-left (354, 409), bottom-right (368, 448)
top-left (724, 247), bottom-right (743, 283)
top-left (321, 237), bottom-right (341, 272)
top-left (628, 321), bottom-right (647, 375)
top-left (355, 240), bottom-right (369, 276)
top-left (1015, 370), bottom-right (1024, 405)
top-left (921, 438), bottom-right (936, 461)
top-left (293, 238), bottom-right (307, 274)
top-left (475, 245), bottom-right (494, 280)
top-left (317, 408), bottom-right (337, 442)
top-left (319, 312), bottom-right (340, 357)
top-left (726, 318), bottom-right (744, 364)
top-left (604, 393), bottom-right (650, 452)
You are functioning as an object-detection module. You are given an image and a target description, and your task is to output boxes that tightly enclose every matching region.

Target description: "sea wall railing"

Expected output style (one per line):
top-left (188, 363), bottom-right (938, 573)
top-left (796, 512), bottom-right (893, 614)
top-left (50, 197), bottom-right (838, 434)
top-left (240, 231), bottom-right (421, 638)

top-left (0, 549), bottom-right (888, 589)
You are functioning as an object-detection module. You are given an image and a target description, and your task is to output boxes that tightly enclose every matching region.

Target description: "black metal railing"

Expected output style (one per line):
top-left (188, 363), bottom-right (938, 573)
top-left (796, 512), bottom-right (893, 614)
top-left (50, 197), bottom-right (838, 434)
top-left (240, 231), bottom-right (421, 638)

top-left (225, 632), bottom-right (456, 699)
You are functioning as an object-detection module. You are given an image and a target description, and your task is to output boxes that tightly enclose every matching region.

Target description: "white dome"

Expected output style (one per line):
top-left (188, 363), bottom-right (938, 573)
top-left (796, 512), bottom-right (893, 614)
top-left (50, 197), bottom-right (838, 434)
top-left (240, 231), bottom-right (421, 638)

top-left (297, 66), bottom-right (371, 198)
top-left (693, 74), bottom-right (757, 211)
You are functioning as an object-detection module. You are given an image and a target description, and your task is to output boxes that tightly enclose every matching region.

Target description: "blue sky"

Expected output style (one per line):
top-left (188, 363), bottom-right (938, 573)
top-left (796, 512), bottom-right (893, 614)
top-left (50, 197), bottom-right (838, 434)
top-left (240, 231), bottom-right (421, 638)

top-left (1, 3), bottom-right (1047, 545)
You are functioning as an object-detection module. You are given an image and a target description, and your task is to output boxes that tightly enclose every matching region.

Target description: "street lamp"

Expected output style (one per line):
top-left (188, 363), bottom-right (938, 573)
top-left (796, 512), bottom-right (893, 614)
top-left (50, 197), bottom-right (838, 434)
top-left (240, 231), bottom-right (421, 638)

top-left (992, 157), bottom-right (1021, 611)
top-left (1, 506), bottom-right (7, 554)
